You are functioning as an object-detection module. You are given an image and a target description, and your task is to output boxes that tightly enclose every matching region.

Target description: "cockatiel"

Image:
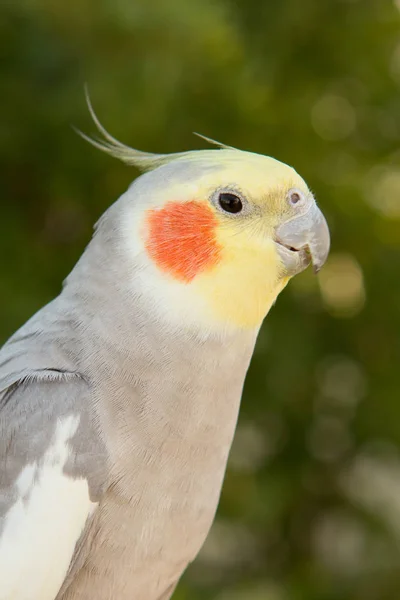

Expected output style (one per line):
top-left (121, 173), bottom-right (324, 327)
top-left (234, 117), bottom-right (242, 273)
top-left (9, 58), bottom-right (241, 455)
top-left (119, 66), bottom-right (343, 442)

top-left (0, 102), bottom-right (330, 600)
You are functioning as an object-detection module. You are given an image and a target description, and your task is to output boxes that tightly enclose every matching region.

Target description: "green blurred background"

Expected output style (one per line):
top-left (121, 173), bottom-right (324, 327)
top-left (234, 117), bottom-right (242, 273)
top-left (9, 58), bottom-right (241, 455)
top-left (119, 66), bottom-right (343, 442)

top-left (1, 0), bottom-right (400, 598)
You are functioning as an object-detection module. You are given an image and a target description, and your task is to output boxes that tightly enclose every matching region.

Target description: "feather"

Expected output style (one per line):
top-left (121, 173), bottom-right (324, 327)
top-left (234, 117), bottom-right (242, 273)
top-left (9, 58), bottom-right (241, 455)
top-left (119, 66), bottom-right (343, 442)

top-left (75, 86), bottom-right (232, 171)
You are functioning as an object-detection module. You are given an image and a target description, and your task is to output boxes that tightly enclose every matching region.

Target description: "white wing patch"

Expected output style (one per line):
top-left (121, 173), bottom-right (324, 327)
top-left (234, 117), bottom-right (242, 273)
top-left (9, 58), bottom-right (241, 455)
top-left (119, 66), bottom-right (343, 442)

top-left (0, 415), bottom-right (97, 600)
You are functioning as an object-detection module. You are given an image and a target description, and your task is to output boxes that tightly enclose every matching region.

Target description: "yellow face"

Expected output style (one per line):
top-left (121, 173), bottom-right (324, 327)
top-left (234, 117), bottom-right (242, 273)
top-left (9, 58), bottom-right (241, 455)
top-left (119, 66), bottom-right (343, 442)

top-left (143, 150), bottom-right (318, 330)
top-left (192, 155), bottom-right (311, 328)
top-left (194, 221), bottom-right (291, 329)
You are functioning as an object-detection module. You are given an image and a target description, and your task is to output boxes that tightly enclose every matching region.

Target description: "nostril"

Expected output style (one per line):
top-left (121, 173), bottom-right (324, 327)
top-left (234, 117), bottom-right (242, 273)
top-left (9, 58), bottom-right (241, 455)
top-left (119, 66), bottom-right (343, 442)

top-left (289, 191), bottom-right (301, 205)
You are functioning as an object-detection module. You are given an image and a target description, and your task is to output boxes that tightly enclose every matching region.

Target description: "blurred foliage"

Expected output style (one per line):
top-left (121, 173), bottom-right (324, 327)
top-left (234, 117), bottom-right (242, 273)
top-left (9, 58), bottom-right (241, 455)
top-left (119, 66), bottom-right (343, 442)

top-left (1, 0), bottom-right (400, 598)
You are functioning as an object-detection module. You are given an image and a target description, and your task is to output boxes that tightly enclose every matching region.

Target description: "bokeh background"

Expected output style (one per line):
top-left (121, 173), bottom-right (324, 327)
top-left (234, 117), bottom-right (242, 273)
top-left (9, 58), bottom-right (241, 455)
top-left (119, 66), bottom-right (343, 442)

top-left (2, 0), bottom-right (400, 598)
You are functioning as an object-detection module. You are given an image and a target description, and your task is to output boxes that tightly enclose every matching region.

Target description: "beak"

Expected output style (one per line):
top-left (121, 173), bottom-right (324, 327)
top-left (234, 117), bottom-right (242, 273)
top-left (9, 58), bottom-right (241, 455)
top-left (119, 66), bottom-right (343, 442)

top-left (275, 203), bottom-right (330, 275)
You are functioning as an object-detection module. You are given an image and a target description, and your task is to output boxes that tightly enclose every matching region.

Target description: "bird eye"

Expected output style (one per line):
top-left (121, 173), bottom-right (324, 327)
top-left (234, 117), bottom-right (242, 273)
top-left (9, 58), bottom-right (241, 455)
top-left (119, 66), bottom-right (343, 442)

top-left (218, 192), bottom-right (243, 214)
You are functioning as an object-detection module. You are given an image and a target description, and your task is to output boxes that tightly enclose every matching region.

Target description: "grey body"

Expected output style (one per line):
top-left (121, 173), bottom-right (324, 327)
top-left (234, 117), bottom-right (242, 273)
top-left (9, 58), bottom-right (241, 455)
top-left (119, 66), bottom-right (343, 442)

top-left (0, 186), bottom-right (258, 599)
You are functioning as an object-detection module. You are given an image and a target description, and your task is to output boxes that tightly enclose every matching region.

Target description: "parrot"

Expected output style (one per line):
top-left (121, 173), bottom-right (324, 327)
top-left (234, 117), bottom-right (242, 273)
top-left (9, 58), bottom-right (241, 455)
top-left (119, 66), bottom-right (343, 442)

top-left (0, 101), bottom-right (330, 600)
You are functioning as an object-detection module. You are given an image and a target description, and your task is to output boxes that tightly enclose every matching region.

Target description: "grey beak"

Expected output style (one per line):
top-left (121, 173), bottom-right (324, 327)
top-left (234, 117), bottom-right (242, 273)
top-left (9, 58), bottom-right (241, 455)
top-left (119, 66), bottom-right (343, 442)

top-left (275, 204), bottom-right (330, 274)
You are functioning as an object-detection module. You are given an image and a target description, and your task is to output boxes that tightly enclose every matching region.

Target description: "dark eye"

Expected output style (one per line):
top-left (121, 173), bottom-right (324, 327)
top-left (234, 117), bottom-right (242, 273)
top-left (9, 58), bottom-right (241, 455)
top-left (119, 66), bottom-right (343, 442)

top-left (218, 192), bottom-right (243, 214)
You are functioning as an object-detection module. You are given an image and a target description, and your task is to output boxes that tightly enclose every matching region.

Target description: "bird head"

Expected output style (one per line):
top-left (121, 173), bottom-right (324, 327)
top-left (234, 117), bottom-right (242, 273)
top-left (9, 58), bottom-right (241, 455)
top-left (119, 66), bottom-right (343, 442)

top-left (81, 105), bottom-right (330, 333)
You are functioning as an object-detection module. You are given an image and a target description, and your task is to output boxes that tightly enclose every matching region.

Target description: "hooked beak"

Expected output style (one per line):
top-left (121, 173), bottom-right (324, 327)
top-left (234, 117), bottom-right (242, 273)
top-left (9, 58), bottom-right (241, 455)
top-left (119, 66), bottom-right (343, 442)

top-left (275, 203), bottom-right (330, 275)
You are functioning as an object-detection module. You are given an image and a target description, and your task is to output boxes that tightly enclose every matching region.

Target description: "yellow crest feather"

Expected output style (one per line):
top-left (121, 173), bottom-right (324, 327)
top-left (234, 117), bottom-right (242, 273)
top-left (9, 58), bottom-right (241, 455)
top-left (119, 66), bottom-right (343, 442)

top-left (75, 87), bottom-right (233, 172)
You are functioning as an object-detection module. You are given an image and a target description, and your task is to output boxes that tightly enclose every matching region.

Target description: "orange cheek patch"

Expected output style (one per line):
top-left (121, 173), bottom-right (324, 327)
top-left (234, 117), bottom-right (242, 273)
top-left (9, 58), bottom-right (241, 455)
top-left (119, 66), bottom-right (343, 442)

top-left (145, 200), bottom-right (222, 282)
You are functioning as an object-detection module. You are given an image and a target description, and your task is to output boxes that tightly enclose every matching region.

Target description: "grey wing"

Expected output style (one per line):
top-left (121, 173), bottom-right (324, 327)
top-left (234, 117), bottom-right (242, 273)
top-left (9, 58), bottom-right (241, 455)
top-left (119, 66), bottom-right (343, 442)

top-left (0, 374), bottom-right (108, 600)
